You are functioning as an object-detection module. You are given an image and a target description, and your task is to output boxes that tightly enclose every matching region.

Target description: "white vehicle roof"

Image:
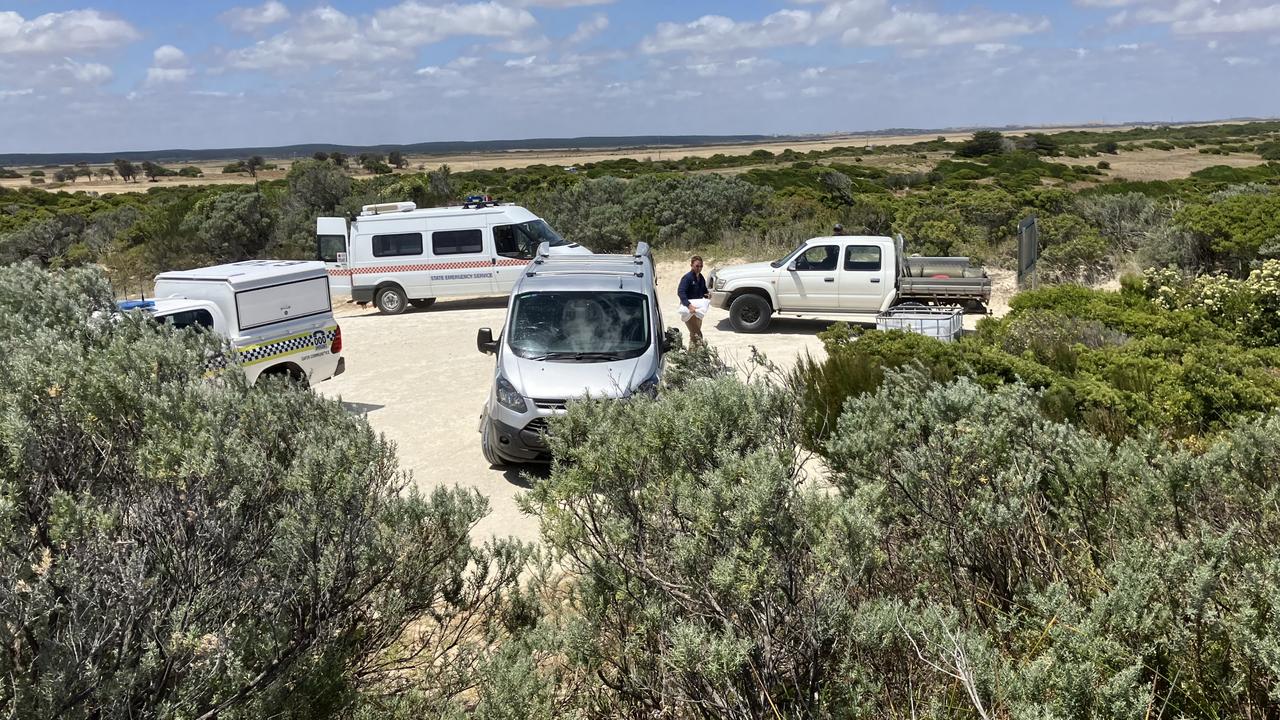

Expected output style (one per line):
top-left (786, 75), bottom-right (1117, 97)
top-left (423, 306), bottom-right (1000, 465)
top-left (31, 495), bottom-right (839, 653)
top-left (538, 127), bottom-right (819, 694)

top-left (515, 243), bottom-right (654, 295)
top-left (352, 202), bottom-right (539, 226)
top-left (154, 260), bottom-right (327, 291)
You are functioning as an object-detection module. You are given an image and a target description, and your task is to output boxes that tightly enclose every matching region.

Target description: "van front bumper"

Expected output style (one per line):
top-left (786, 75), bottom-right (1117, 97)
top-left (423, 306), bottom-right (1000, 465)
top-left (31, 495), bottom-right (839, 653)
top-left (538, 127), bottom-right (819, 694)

top-left (711, 291), bottom-right (732, 310)
top-left (487, 416), bottom-right (553, 463)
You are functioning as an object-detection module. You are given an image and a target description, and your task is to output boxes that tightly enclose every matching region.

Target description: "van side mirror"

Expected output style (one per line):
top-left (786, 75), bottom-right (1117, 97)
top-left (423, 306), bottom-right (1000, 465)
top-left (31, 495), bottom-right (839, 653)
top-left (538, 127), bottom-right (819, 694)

top-left (661, 327), bottom-right (683, 354)
top-left (477, 328), bottom-right (498, 355)
top-left (787, 260), bottom-right (798, 272)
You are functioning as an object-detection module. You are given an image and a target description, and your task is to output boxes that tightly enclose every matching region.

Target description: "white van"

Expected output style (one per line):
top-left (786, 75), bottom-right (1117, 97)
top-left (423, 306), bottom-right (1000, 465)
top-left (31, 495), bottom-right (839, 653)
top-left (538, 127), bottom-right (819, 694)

top-left (147, 260), bottom-right (345, 385)
top-left (316, 198), bottom-right (590, 315)
top-left (475, 242), bottom-right (680, 466)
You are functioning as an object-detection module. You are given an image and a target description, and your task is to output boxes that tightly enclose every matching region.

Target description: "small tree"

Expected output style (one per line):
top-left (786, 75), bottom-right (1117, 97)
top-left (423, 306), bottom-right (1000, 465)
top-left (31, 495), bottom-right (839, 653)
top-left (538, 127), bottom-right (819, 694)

top-left (329, 151), bottom-right (349, 168)
top-left (955, 130), bottom-right (1008, 158)
top-left (29, 169), bottom-right (45, 178)
top-left (244, 155), bottom-right (266, 179)
top-left (113, 158), bottom-right (137, 182)
top-left (388, 150), bottom-right (408, 169)
top-left (178, 165), bottom-right (203, 178)
top-left (1093, 140), bottom-right (1120, 154)
top-left (313, 151), bottom-right (330, 162)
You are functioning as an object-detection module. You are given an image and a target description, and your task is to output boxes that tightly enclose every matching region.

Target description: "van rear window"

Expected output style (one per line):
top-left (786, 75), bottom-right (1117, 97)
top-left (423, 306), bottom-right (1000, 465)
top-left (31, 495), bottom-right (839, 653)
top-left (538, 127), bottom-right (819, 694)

top-left (372, 233), bottom-right (423, 257)
top-left (432, 229), bottom-right (483, 256)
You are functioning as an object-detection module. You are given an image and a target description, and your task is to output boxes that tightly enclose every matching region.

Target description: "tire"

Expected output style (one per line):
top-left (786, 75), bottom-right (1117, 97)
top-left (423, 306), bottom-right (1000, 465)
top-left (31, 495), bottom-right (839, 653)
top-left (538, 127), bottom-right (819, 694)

top-left (409, 298), bottom-right (437, 310)
top-left (375, 286), bottom-right (407, 315)
top-left (729, 293), bottom-right (773, 333)
top-left (480, 414), bottom-right (505, 468)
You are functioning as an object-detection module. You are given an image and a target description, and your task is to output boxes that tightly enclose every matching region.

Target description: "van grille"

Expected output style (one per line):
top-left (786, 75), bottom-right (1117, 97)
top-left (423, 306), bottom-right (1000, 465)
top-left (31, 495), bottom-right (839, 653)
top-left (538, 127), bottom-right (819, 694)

top-left (532, 398), bottom-right (568, 411)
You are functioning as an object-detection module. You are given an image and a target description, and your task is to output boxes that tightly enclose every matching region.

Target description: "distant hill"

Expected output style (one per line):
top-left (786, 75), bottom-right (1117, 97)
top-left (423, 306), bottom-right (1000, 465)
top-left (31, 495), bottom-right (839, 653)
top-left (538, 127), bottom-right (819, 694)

top-left (0, 135), bottom-right (788, 168)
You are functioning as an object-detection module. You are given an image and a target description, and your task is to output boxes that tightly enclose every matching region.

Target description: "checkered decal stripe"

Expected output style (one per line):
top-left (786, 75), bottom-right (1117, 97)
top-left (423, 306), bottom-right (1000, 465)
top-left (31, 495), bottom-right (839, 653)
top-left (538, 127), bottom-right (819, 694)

top-left (327, 258), bottom-right (529, 277)
top-left (237, 327), bottom-right (338, 367)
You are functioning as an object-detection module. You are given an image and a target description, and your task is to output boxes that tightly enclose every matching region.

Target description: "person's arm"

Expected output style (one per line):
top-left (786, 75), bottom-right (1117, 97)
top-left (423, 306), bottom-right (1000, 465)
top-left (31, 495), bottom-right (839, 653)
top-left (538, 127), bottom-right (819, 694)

top-left (678, 273), bottom-right (693, 309)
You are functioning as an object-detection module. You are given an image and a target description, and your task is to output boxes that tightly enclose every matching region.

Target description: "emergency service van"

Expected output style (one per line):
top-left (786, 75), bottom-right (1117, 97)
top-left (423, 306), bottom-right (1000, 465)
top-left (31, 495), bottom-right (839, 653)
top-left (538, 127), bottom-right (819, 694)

top-left (146, 260), bottom-right (345, 386)
top-left (316, 198), bottom-right (590, 315)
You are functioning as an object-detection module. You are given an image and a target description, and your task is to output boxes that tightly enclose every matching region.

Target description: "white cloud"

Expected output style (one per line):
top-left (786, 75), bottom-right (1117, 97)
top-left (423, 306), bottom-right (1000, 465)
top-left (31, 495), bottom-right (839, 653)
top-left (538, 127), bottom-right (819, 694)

top-left (368, 1), bottom-right (538, 46)
top-left (1078, 0), bottom-right (1280, 34)
top-left (0, 9), bottom-right (139, 55)
top-left (641, 10), bottom-right (813, 53)
top-left (1224, 55), bottom-right (1261, 64)
top-left (0, 88), bottom-right (35, 98)
top-left (511, 0), bottom-right (612, 5)
top-left (639, 2), bottom-right (1046, 54)
top-left (221, 1), bottom-right (292, 33)
top-left (146, 67), bottom-right (194, 85)
top-left (568, 13), bottom-right (609, 44)
top-left (226, 2), bottom-right (539, 69)
top-left (55, 58), bottom-right (114, 84)
top-left (153, 45), bottom-right (187, 68)
top-left (146, 45), bottom-right (192, 87)
top-left (1173, 4), bottom-right (1280, 33)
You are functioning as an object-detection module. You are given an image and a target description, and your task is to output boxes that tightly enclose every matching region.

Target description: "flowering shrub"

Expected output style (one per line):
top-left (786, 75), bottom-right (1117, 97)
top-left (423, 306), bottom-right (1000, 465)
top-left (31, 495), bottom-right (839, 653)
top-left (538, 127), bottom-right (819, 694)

top-left (1136, 261), bottom-right (1280, 346)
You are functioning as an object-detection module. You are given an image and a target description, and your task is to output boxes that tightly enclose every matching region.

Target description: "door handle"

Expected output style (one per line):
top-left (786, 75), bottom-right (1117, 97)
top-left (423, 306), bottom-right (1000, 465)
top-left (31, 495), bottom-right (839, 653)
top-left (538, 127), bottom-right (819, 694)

top-left (824, 277), bottom-right (835, 283)
top-left (870, 278), bottom-right (881, 283)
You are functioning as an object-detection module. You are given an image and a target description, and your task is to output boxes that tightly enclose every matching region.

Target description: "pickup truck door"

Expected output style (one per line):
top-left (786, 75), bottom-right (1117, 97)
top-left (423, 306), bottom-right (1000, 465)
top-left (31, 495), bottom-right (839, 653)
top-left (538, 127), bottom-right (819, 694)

top-left (777, 243), bottom-right (841, 311)
top-left (839, 243), bottom-right (892, 311)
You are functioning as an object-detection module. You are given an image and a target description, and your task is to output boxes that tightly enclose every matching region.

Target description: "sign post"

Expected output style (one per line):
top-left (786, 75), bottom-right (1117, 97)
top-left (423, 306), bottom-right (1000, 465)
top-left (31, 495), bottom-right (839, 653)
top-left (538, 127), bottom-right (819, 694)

top-left (1017, 215), bottom-right (1039, 290)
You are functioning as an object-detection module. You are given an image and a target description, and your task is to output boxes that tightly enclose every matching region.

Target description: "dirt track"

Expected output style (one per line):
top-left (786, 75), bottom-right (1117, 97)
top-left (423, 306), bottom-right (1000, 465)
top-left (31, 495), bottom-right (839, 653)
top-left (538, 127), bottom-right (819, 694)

top-left (318, 260), bottom-right (1004, 542)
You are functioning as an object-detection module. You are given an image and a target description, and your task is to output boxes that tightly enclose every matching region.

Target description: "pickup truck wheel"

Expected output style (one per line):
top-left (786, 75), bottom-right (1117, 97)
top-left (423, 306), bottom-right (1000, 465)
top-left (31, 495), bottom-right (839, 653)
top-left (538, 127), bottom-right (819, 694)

top-left (375, 287), bottom-right (407, 315)
top-left (729, 294), bottom-right (773, 333)
top-left (409, 298), bottom-right (436, 310)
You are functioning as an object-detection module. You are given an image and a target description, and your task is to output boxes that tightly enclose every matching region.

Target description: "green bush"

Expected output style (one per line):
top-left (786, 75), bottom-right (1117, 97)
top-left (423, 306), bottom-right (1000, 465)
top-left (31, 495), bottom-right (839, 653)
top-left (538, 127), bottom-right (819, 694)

top-left (0, 264), bottom-right (528, 718)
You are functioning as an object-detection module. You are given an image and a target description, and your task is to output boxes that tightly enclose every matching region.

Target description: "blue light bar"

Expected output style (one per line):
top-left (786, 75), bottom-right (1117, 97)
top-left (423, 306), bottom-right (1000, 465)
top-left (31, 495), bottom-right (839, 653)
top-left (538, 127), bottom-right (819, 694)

top-left (117, 299), bottom-right (155, 310)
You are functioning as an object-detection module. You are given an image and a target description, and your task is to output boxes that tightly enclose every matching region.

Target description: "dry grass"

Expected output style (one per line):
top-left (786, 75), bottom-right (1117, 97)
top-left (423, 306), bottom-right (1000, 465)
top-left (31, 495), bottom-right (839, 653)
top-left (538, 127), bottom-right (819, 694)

top-left (1047, 146), bottom-right (1268, 182)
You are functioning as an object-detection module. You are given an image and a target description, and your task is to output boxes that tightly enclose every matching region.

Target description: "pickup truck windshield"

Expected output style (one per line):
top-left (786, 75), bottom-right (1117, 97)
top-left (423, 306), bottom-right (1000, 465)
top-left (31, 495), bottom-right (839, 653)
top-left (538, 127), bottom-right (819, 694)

top-left (508, 291), bottom-right (650, 362)
top-left (771, 242), bottom-right (808, 268)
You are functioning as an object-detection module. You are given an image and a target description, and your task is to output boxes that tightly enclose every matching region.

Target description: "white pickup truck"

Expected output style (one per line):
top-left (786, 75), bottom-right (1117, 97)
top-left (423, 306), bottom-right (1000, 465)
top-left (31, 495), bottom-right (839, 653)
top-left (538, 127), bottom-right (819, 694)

top-left (709, 235), bottom-right (991, 332)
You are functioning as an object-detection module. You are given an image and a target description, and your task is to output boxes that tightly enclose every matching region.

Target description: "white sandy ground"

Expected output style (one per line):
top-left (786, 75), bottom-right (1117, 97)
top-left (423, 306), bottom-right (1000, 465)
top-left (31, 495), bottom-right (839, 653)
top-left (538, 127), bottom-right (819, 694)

top-left (317, 261), bottom-right (1013, 543)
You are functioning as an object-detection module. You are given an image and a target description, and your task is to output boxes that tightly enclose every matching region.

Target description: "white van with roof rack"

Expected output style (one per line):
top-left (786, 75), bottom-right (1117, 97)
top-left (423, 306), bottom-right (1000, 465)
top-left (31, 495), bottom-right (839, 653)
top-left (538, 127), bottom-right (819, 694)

top-left (138, 260), bottom-right (345, 386)
top-left (475, 241), bottom-right (681, 466)
top-left (316, 197), bottom-right (591, 315)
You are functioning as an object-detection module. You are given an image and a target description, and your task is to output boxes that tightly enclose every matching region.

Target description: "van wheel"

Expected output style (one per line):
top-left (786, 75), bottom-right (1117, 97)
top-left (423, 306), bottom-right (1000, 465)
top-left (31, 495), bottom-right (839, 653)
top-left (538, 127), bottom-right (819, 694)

top-left (729, 294), bottom-right (773, 333)
top-left (481, 416), bottom-right (505, 468)
top-left (410, 298), bottom-right (436, 310)
top-left (375, 287), bottom-right (407, 315)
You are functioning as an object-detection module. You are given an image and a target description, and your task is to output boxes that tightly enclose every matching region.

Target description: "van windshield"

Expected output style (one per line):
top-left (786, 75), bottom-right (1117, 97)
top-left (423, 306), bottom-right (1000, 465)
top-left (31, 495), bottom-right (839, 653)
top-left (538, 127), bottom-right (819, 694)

top-left (508, 291), bottom-right (650, 362)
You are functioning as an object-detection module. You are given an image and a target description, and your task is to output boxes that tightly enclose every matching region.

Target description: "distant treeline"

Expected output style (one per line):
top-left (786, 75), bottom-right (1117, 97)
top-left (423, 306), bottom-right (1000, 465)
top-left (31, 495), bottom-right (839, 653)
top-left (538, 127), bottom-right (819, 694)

top-left (0, 134), bottom-right (785, 167)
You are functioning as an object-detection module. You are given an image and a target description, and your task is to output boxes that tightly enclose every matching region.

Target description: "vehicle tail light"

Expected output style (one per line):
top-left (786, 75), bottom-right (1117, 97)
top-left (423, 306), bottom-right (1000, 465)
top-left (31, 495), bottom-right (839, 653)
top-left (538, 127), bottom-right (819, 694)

top-left (331, 325), bottom-right (343, 354)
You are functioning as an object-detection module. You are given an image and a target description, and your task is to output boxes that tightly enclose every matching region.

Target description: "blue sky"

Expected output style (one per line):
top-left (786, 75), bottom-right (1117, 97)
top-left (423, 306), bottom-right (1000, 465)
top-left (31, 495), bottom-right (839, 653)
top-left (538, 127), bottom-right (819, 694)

top-left (1, 0), bottom-right (1278, 152)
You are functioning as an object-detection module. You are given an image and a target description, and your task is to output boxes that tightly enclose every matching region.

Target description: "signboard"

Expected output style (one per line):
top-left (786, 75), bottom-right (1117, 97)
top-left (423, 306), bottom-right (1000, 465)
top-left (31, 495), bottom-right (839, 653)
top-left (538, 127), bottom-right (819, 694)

top-left (1017, 215), bottom-right (1039, 289)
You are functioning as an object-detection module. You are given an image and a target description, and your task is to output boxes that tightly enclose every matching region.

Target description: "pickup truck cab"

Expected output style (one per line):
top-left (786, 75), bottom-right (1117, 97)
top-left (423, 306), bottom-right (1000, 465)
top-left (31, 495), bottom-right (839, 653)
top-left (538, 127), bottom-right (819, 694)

top-left (709, 235), bottom-right (991, 333)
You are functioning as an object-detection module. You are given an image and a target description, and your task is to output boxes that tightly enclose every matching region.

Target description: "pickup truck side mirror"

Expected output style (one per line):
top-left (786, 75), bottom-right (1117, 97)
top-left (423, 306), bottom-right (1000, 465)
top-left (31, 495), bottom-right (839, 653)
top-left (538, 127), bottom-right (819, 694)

top-left (661, 327), bottom-right (683, 354)
top-left (477, 327), bottom-right (499, 355)
top-left (787, 260), bottom-right (798, 272)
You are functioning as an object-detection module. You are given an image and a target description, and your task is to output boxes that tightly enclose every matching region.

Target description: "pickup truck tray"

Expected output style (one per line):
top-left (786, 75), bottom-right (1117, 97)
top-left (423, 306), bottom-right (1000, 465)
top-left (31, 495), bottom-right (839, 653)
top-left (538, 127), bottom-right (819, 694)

top-left (898, 275), bottom-right (991, 305)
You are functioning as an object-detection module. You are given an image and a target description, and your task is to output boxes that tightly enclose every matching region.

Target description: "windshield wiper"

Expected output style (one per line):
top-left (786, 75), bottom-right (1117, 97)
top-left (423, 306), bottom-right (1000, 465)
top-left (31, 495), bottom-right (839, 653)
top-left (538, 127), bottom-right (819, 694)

top-left (537, 351), bottom-right (626, 361)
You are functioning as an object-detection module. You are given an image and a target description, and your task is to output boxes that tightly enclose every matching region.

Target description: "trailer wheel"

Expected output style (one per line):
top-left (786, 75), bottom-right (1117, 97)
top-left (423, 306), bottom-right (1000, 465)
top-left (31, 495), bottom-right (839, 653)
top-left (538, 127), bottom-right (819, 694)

top-left (375, 286), bottom-right (407, 315)
top-left (729, 293), bottom-right (773, 333)
top-left (409, 298), bottom-right (437, 310)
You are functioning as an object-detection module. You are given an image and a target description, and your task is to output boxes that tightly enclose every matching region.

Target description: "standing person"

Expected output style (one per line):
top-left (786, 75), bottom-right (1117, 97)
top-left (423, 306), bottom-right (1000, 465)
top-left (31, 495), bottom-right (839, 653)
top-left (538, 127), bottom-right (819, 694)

top-left (678, 256), bottom-right (710, 346)
top-left (833, 223), bottom-right (846, 236)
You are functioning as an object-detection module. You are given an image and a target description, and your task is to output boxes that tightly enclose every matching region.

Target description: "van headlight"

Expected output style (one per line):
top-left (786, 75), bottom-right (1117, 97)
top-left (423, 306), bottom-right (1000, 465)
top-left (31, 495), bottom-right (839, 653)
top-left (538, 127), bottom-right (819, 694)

top-left (495, 376), bottom-right (527, 413)
top-left (714, 275), bottom-right (726, 291)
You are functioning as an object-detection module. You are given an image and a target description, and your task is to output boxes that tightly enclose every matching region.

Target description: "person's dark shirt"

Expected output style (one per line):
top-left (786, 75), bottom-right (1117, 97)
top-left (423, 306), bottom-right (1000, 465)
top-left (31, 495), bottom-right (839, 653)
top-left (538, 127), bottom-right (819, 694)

top-left (678, 271), bottom-right (708, 307)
